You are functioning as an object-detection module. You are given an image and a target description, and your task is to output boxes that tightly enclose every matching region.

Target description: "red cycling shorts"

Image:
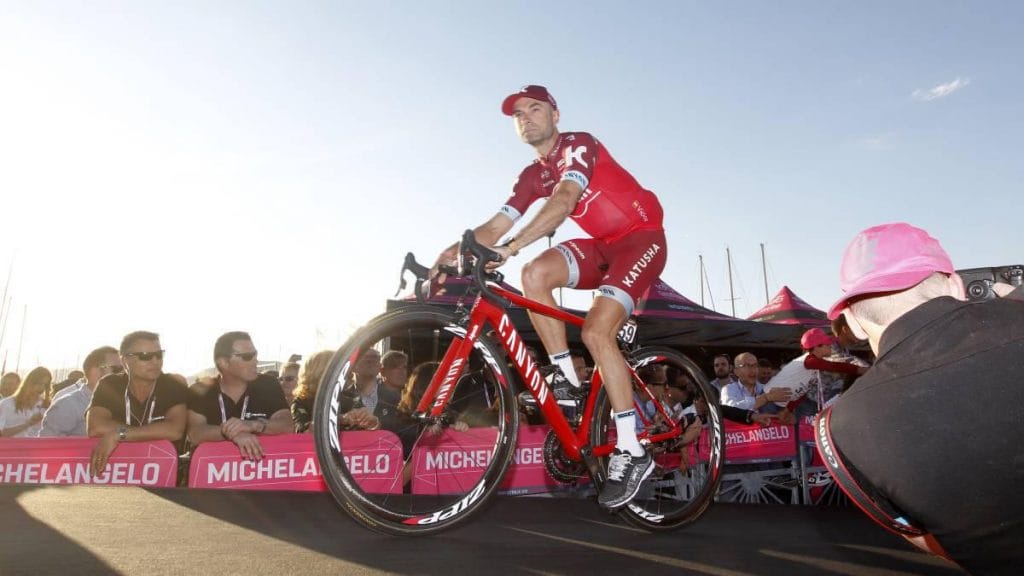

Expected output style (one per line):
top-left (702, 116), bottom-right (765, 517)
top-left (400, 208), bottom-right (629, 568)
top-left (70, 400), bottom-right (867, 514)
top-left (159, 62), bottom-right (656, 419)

top-left (554, 228), bottom-right (667, 315)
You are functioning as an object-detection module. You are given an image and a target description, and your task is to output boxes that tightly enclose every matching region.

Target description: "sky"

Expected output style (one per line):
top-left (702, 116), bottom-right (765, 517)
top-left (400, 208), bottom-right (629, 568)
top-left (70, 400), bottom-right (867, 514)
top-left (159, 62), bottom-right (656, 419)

top-left (1, 1), bottom-right (1021, 376)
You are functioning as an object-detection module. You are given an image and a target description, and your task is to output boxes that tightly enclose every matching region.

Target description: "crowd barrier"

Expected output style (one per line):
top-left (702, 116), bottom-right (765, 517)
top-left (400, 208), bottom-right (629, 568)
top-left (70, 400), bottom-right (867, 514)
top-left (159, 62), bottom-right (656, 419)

top-left (0, 438), bottom-right (178, 487)
top-left (0, 420), bottom-right (837, 504)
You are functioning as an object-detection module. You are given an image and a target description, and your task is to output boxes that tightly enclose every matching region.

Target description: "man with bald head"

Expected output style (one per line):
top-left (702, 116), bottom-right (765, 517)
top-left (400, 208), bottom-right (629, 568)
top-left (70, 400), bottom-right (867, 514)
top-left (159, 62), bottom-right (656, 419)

top-left (821, 222), bottom-right (1024, 572)
top-left (720, 352), bottom-right (789, 415)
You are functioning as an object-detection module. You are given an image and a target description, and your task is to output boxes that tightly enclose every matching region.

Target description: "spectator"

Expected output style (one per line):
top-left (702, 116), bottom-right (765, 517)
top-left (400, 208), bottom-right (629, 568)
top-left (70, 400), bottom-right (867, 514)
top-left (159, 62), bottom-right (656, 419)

top-left (757, 358), bottom-right (775, 384)
top-left (40, 346), bottom-right (121, 437)
top-left (769, 328), bottom-right (868, 420)
top-left (571, 350), bottom-right (592, 385)
top-left (720, 352), bottom-right (789, 415)
top-left (824, 222), bottom-right (1024, 572)
top-left (340, 348), bottom-right (401, 431)
top-left (87, 331), bottom-right (188, 476)
top-left (278, 361), bottom-right (300, 405)
top-left (52, 370), bottom-right (85, 396)
top-left (1, 371), bottom-right (21, 399)
top-left (0, 367), bottom-right (50, 437)
top-left (831, 314), bottom-right (864, 350)
top-left (187, 331), bottom-right (291, 461)
top-left (395, 362), bottom-right (470, 453)
top-left (379, 350), bottom-right (409, 393)
top-left (709, 354), bottom-right (735, 393)
top-left (291, 349), bottom-right (332, 433)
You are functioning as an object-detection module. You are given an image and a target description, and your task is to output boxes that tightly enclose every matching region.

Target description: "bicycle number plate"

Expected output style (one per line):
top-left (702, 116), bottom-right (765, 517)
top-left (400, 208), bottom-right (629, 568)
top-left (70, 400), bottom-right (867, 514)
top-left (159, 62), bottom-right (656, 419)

top-left (617, 318), bottom-right (638, 345)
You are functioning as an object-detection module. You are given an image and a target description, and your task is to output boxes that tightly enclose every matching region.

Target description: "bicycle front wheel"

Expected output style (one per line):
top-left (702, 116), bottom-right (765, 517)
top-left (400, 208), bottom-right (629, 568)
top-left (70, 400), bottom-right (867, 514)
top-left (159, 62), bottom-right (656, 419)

top-left (590, 346), bottom-right (724, 531)
top-left (312, 306), bottom-right (519, 536)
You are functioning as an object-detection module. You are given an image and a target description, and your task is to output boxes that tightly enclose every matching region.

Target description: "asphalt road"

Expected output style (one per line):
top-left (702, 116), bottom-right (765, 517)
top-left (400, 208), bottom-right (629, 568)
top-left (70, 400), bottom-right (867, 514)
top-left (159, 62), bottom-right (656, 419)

top-left (1, 485), bottom-right (965, 575)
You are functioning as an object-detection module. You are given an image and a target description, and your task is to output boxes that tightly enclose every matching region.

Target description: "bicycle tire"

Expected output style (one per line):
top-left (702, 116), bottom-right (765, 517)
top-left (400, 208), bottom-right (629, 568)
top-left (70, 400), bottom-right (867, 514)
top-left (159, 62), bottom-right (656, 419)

top-left (312, 306), bottom-right (519, 536)
top-left (590, 346), bottom-right (724, 531)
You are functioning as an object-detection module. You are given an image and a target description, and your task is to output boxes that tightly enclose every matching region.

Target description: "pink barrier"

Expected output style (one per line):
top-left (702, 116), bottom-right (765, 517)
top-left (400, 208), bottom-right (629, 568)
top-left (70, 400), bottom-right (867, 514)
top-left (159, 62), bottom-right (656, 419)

top-left (499, 425), bottom-right (586, 495)
top-left (410, 425), bottom-right (580, 496)
top-left (724, 421), bottom-right (797, 464)
top-left (189, 432), bottom-right (403, 493)
top-left (798, 415), bottom-right (816, 442)
top-left (0, 438), bottom-right (178, 487)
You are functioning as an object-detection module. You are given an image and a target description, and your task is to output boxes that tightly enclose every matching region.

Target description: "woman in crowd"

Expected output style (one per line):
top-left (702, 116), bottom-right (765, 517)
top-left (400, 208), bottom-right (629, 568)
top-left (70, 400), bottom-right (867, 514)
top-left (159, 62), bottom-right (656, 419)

top-left (291, 350), bottom-right (333, 433)
top-left (0, 367), bottom-right (52, 437)
top-left (291, 350), bottom-right (379, 433)
top-left (278, 361), bottom-right (300, 405)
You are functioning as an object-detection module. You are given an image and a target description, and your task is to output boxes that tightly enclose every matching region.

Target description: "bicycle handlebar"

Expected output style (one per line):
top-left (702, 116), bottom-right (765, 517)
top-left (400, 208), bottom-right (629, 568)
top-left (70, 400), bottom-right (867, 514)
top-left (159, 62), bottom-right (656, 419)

top-left (458, 229), bottom-right (506, 305)
top-left (395, 230), bottom-right (507, 306)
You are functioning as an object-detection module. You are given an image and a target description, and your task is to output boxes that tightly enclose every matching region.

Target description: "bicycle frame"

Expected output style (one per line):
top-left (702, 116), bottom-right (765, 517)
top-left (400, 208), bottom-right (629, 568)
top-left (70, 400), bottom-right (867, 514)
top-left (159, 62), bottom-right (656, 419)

top-left (411, 281), bottom-right (683, 464)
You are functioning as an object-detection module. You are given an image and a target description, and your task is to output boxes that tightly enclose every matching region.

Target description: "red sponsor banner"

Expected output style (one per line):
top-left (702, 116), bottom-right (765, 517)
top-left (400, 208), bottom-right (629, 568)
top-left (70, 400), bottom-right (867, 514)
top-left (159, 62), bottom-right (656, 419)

top-left (189, 432), bottom-right (403, 493)
top-left (411, 427), bottom-right (499, 495)
top-left (798, 415), bottom-right (816, 443)
top-left (499, 425), bottom-right (586, 495)
top-left (411, 425), bottom-right (580, 496)
top-left (0, 438), bottom-right (178, 487)
top-left (723, 422), bottom-right (797, 464)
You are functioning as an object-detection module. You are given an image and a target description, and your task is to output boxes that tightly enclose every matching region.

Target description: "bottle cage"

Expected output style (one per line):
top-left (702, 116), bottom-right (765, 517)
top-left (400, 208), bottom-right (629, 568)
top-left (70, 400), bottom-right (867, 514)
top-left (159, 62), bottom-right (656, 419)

top-left (815, 405), bottom-right (952, 561)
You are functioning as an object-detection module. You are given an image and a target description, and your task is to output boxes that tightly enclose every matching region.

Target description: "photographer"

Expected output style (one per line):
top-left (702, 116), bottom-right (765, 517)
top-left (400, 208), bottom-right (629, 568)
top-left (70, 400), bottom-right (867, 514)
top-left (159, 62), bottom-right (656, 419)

top-left (824, 223), bottom-right (1023, 575)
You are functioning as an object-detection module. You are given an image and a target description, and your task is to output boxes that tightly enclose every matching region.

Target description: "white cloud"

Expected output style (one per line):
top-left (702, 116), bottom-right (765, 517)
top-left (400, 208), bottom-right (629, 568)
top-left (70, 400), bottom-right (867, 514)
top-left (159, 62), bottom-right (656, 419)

top-left (912, 77), bottom-right (971, 101)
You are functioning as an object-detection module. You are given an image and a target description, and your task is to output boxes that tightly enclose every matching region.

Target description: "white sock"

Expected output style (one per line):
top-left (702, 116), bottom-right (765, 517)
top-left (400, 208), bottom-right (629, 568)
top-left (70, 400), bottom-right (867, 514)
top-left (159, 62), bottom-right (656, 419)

top-left (613, 409), bottom-right (644, 456)
top-left (549, 351), bottom-right (581, 387)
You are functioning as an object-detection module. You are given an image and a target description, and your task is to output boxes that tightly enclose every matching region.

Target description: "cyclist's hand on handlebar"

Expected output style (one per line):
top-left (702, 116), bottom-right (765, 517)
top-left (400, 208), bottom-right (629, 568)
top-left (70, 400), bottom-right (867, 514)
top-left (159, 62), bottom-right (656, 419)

top-left (487, 245), bottom-right (513, 270)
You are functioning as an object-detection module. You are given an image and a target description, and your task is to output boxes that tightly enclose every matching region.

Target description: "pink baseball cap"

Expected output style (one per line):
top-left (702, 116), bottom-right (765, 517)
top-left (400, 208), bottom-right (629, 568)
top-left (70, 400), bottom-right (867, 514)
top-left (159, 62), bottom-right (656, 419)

top-left (501, 85), bottom-right (558, 116)
top-left (801, 328), bottom-right (836, 350)
top-left (827, 222), bottom-right (954, 320)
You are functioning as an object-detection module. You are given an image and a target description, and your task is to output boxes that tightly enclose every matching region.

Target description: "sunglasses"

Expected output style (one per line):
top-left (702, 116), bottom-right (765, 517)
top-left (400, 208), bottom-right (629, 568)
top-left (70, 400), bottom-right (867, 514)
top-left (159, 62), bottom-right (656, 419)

top-left (231, 351), bottom-right (258, 361)
top-left (101, 364), bottom-right (125, 374)
top-left (125, 350), bottom-right (164, 362)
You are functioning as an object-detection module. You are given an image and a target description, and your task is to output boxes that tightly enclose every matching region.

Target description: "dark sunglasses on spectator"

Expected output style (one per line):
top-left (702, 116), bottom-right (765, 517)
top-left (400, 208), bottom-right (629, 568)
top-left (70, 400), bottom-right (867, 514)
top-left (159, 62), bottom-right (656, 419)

top-left (281, 375), bottom-right (297, 382)
top-left (232, 351), bottom-right (258, 361)
top-left (101, 364), bottom-right (125, 374)
top-left (125, 351), bottom-right (164, 362)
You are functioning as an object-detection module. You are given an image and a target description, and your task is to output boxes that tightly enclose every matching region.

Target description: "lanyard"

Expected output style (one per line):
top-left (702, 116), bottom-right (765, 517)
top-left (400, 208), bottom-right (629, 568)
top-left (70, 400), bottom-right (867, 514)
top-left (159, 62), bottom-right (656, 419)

top-left (124, 382), bottom-right (157, 426)
top-left (218, 393), bottom-right (250, 423)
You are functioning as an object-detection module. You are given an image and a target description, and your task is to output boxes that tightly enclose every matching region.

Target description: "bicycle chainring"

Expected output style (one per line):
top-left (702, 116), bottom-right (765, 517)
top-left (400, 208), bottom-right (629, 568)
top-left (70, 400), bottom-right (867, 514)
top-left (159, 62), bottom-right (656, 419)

top-left (543, 430), bottom-right (587, 483)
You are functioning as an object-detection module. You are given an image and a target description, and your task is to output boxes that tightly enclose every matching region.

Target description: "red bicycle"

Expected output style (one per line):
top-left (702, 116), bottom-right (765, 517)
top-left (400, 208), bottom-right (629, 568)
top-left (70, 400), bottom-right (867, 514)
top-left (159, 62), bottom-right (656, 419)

top-left (313, 230), bottom-right (724, 535)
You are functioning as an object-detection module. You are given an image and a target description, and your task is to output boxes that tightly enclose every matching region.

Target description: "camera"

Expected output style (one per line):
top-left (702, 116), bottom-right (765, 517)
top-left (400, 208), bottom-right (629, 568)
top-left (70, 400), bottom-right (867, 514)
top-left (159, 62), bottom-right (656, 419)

top-left (956, 265), bottom-right (1024, 302)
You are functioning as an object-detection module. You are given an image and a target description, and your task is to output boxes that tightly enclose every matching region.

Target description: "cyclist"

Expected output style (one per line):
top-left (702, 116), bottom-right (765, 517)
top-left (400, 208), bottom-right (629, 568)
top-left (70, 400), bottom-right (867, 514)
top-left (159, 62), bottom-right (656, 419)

top-left (431, 85), bottom-right (666, 510)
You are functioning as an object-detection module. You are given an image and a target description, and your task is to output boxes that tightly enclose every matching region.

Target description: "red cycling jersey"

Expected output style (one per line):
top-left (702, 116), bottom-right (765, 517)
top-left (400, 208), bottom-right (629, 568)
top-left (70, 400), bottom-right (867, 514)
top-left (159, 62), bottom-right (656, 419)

top-left (501, 132), bottom-right (663, 242)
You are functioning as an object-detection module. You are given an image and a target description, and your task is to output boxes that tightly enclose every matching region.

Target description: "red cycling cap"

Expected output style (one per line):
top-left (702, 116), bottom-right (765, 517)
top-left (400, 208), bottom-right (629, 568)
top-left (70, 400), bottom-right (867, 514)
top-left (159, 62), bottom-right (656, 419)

top-left (501, 85), bottom-right (558, 116)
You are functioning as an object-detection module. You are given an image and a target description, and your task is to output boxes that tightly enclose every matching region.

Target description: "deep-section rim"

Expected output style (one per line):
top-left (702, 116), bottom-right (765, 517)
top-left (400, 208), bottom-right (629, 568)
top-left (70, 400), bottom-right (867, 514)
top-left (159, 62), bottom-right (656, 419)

top-left (312, 306), bottom-right (519, 535)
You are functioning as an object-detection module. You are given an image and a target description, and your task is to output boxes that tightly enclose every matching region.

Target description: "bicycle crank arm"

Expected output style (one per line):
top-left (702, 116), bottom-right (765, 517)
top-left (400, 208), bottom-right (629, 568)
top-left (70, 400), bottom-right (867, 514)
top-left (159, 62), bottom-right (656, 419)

top-left (578, 445), bottom-right (606, 489)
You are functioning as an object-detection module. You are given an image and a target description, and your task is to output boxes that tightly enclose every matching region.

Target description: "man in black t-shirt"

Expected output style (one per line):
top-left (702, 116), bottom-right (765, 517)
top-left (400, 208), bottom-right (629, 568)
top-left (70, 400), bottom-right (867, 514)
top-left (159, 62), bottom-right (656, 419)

top-left (86, 331), bottom-right (189, 476)
top-left (826, 223), bottom-right (1024, 575)
top-left (187, 331), bottom-right (291, 460)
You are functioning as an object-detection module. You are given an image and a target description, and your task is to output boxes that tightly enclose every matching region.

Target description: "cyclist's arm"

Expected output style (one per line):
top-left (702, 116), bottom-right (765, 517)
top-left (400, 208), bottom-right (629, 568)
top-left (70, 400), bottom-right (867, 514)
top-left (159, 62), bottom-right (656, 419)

top-left (433, 213), bottom-right (515, 273)
top-left (501, 180), bottom-right (583, 256)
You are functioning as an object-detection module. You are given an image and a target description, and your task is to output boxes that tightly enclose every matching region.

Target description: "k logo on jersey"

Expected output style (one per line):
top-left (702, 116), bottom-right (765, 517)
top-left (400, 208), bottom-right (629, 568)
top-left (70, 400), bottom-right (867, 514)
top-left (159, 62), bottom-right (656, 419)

top-left (563, 145), bottom-right (588, 169)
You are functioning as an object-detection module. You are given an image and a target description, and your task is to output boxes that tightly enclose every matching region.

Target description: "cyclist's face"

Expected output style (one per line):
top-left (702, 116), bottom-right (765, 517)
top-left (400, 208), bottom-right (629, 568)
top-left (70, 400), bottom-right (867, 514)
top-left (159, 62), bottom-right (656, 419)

top-left (513, 99), bottom-right (558, 146)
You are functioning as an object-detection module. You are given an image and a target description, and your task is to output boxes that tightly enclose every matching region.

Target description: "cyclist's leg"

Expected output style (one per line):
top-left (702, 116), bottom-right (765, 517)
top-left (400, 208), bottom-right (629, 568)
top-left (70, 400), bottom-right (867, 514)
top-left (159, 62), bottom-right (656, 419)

top-left (524, 239), bottom-right (602, 383)
top-left (587, 229), bottom-right (667, 509)
top-left (588, 228), bottom-right (668, 433)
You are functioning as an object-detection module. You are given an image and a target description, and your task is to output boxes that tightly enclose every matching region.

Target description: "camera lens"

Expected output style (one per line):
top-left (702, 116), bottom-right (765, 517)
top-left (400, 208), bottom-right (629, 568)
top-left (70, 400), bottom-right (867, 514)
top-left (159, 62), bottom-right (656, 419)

top-left (967, 280), bottom-right (991, 301)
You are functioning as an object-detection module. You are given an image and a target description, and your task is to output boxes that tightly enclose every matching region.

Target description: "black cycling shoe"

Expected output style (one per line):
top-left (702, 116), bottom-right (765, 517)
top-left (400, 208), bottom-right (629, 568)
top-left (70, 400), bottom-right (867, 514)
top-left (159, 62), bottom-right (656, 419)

top-left (542, 365), bottom-right (589, 405)
top-left (518, 366), bottom-right (588, 407)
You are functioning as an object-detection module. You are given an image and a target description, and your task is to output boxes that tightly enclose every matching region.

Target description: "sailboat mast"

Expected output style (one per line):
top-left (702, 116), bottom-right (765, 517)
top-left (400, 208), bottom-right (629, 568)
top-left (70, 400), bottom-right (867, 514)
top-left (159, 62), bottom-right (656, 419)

top-left (761, 242), bottom-right (769, 305)
top-left (698, 254), bottom-right (705, 307)
top-left (727, 247), bottom-right (736, 317)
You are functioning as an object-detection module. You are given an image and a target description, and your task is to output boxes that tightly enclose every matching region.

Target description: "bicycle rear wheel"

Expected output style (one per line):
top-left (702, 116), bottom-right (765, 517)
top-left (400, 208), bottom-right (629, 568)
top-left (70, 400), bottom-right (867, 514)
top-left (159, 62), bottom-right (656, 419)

top-left (312, 306), bottom-right (519, 535)
top-left (590, 346), bottom-right (724, 530)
